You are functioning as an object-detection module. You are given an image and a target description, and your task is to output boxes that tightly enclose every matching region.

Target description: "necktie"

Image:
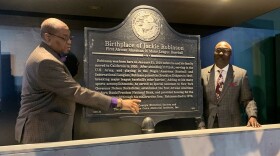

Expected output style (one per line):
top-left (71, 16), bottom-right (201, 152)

top-left (215, 70), bottom-right (224, 99)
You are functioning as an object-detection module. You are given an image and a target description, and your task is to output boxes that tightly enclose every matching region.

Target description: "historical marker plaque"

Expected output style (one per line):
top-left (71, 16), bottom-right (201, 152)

top-left (84, 5), bottom-right (202, 121)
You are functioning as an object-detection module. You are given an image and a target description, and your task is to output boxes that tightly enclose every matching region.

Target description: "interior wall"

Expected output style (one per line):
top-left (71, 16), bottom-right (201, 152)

top-left (275, 34), bottom-right (280, 122)
top-left (0, 41), bottom-right (1, 110)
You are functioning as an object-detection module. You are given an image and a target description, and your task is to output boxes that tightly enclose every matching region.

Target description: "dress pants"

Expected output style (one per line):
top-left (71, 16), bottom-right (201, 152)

top-left (213, 115), bottom-right (219, 128)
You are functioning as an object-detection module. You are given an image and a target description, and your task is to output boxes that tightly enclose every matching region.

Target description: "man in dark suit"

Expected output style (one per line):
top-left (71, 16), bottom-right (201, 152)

top-left (15, 18), bottom-right (141, 144)
top-left (201, 41), bottom-right (260, 128)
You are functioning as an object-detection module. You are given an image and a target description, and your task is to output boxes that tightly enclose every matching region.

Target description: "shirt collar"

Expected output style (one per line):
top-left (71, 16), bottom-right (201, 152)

top-left (214, 64), bottom-right (229, 73)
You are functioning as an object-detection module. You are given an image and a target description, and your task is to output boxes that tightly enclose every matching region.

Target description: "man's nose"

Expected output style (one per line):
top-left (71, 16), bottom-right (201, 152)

top-left (219, 52), bottom-right (224, 55)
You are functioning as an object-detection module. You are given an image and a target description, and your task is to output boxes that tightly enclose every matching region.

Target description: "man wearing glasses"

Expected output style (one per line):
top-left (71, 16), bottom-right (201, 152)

top-left (200, 41), bottom-right (260, 129)
top-left (15, 18), bottom-right (141, 144)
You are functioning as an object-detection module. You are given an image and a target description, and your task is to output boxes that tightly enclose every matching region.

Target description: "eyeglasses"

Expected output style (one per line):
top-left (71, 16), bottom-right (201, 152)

top-left (215, 48), bottom-right (231, 54)
top-left (48, 33), bottom-right (74, 42)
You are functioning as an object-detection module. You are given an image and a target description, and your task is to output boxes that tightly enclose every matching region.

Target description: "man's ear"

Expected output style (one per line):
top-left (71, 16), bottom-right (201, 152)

top-left (43, 33), bottom-right (51, 42)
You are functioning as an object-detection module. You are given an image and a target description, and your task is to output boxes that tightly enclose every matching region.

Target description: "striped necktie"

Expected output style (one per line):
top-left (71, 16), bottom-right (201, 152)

top-left (215, 70), bottom-right (224, 99)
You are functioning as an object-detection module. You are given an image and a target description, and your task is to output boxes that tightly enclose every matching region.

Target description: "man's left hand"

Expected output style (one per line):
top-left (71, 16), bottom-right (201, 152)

top-left (247, 117), bottom-right (261, 128)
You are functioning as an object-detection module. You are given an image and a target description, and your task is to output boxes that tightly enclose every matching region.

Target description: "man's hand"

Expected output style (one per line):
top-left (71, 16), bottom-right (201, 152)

top-left (118, 99), bottom-right (141, 114)
top-left (247, 117), bottom-right (261, 128)
top-left (197, 126), bottom-right (206, 130)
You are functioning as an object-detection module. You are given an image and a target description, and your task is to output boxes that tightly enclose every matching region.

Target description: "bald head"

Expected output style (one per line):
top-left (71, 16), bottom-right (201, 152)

top-left (40, 18), bottom-right (72, 54)
top-left (40, 18), bottom-right (69, 39)
top-left (215, 41), bottom-right (232, 50)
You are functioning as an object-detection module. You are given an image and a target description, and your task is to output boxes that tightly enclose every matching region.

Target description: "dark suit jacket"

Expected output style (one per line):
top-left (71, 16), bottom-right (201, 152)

top-left (15, 42), bottom-right (111, 143)
top-left (201, 64), bottom-right (258, 128)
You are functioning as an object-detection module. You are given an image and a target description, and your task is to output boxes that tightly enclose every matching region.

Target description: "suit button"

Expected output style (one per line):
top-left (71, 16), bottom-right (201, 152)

top-left (217, 104), bottom-right (220, 107)
top-left (212, 116), bottom-right (215, 119)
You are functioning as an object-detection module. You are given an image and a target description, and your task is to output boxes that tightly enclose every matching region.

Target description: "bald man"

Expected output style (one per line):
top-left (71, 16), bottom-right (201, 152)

top-left (200, 41), bottom-right (260, 129)
top-left (15, 18), bottom-right (141, 144)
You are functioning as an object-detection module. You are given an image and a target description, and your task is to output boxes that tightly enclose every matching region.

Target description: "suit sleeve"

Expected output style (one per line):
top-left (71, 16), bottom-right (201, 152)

top-left (37, 59), bottom-right (111, 111)
top-left (198, 69), bottom-right (206, 128)
top-left (240, 71), bottom-right (258, 118)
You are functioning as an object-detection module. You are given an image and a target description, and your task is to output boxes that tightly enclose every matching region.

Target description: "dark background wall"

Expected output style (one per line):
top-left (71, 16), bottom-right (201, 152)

top-left (0, 9), bottom-right (280, 146)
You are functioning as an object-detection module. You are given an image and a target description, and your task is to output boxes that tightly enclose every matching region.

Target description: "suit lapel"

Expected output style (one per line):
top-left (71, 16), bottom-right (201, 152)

top-left (206, 65), bottom-right (216, 102)
top-left (217, 64), bottom-right (234, 103)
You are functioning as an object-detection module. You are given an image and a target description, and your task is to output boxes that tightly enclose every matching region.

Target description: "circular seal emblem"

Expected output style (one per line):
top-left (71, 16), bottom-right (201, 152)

top-left (132, 10), bottom-right (161, 41)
